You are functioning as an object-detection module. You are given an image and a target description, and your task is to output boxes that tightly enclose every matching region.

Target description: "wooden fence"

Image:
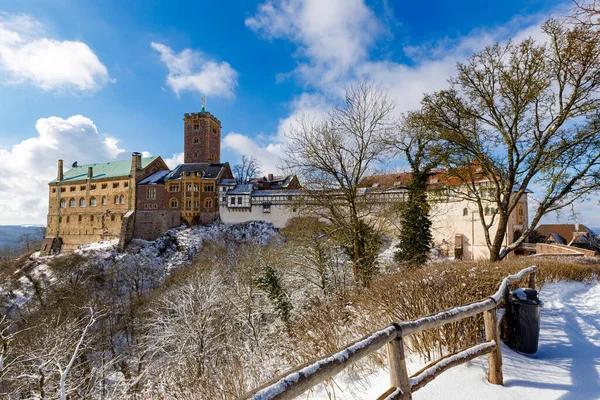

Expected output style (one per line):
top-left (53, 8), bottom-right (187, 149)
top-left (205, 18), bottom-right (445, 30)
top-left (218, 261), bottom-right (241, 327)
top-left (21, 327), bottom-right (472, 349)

top-left (238, 266), bottom-right (538, 400)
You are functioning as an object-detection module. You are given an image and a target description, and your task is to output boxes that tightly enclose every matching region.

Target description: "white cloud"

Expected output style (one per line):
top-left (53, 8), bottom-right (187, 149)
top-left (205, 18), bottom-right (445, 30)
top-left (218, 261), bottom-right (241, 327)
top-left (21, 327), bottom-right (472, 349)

top-left (222, 132), bottom-right (283, 173)
top-left (0, 13), bottom-right (111, 92)
top-left (164, 152), bottom-right (184, 169)
top-left (246, 0), bottom-right (381, 87)
top-left (151, 42), bottom-right (238, 98)
top-left (0, 115), bottom-right (126, 224)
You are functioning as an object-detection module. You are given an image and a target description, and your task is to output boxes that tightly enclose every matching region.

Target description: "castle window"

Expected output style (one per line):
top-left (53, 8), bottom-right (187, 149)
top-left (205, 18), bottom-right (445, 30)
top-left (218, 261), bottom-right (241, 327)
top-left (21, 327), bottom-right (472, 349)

top-left (194, 152), bottom-right (198, 158)
top-left (79, 198), bottom-right (86, 207)
top-left (102, 183), bottom-right (107, 189)
top-left (120, 195), bottom-right (125, 204)
top-left (170, 198), bottom-right (178, 208)
top-left (61, 187), bottom-right (66, 193)
top-left (463, 208), bottom-right (468, 216)
top-left (90, 215), bottom-right (94, 222)
top-left (111, 215), bottom-right (115, 221)
top-left (124, 182), bottom-right (129, 188)
top-left (203, 184), bottom-right (214, 192)
top-left (144, 204), bottom-right (148, 209)
top-left (90, 184), bottom-right (96, 190)
top-left (66, 216), bottom-right (69, 223)
top-left (230, 197), bottom-right (235, 206)
top-left (114, 195), bottom-right (119, 204)
top-left (60, 199), bottom-right (66, 208)
top-left (193, 123), bottom-right (199, 131)
top-left (52, 188), bottom-right (56, 193)
top-left (113, 182), bottom-right (119, 189)
top-left (169, 185), bottom-right (180, 192)
top-left (102, 196), bottom-right (107, 205)
top-left (204, 198), bottom-right (213, 209)
top-left (193, 136), bottom-right (199, 144)
top-left (90, 197), bottom-right (97, 207)
top-left (70, 186), bottom-right (76, 192)
top-left (193, 200), bottom-right (199, 209)
top-left (147, 187), bottom-right (156, 200)
top-left (80, 185), bottom-right (86, 191)
top-left (186, 200), bottom-right (192, 208)
top-left (212, 128), bottom-right (217, 134)
top-left (59, 217), bottom-right (62, 223)
top-left (193, 184), bottom-right (199, 192)
top-left (69, 198), bottom-right (76, 207)
top-left (237, 196), bottom-right (242, 205)
top-left (78, 215), bottom-right (82, 222)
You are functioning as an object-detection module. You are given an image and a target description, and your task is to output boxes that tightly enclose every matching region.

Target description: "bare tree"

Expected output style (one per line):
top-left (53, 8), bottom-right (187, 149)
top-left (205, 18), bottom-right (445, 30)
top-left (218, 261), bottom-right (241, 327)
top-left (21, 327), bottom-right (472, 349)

top-left (283, 82), bottom-right (394, 286)
top-left (572, 0), bottom-right (600, 26)
top-left (19, 233), bottom-right (32, 252)
top-left (422, 20), bottom-right (600, 260)
top-left (233, 156), bottom-right (262, 184)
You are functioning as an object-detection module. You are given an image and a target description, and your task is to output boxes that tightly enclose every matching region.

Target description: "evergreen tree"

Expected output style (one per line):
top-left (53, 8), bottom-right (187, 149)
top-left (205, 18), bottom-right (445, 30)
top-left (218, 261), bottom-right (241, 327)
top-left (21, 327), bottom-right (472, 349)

top-left (394, 171), bottom-right (432, 267)
top-left (255, 265), bottom-right (292, 325)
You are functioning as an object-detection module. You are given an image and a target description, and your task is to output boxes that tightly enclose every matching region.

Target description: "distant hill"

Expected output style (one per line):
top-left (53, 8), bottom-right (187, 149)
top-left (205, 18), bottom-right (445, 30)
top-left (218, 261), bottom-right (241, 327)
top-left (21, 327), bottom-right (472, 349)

top-left (0, 225), bottom-right (44, 248)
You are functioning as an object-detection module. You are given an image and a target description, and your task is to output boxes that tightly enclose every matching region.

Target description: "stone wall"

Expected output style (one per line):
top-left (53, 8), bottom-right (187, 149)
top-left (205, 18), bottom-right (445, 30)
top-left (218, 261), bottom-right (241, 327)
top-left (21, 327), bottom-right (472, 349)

top-left (133, 210), bottom-right (181, 240)
top-left (536, 243), bottom-right (597, 257)
top-left (183, 112), bottom-right (221, 163)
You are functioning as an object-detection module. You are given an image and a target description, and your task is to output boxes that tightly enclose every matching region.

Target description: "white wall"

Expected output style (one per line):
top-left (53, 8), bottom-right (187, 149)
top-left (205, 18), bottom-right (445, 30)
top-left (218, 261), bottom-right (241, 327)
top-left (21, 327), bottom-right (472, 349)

top-left (219, 203), bottom-right (295, 228)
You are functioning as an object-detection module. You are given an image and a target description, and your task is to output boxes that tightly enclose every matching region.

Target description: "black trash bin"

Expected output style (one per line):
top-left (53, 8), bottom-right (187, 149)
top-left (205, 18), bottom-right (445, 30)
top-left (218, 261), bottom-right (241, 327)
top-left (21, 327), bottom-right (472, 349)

top-left (503, 288), bottom-right (543, 354)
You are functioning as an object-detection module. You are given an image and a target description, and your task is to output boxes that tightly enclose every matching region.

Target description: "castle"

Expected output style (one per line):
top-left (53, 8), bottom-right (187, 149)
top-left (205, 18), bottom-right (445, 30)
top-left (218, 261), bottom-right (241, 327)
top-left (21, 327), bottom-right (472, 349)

top-left (41, 106), bottom-right (530, 260)
top-left (41, 105), bottom-right (302, 255)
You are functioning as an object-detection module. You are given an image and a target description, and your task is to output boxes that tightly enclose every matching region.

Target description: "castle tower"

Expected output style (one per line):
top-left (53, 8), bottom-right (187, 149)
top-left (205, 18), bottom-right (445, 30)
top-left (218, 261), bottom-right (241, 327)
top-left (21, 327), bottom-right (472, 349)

top-left (183, 98), bottom-right (221, 163)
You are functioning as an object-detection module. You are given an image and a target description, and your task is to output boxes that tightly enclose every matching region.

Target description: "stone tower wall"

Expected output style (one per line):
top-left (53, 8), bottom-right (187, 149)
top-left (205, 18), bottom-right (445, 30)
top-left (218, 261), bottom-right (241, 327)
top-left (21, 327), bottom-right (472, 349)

top-left (183, 111), bottom-right (221, 163)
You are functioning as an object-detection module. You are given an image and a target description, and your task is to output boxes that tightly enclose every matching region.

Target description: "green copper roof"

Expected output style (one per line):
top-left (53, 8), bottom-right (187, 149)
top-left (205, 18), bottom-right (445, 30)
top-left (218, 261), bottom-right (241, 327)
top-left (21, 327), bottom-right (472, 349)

top-left (50, 157), bottom-right (159, 184)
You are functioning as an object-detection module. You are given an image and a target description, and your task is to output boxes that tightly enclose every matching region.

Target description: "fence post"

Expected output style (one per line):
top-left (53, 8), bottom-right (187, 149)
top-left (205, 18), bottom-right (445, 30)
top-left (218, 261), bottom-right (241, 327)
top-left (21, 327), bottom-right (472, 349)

top-left (528, 271), bottom-right (536, 290)
top-left (483, 307), bottom-right (503, 385)
top-left (387, 326), bottom-right (412, 399)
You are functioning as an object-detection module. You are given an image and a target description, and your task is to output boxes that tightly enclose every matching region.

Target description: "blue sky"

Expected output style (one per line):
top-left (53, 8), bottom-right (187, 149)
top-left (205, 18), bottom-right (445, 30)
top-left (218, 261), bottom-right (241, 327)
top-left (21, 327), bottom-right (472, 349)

top-left (2, 0), bottom-right (597, 227)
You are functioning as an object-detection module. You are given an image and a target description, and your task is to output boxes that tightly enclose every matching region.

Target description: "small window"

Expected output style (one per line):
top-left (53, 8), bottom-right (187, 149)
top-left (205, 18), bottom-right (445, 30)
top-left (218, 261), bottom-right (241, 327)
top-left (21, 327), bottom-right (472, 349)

top-left (193, 123), bottom-right (199, 131)
top-left (194, 152), bottom-right (198, 158)
top-left (102, 196), bottom-right (107, 205)
top-left (170, 198), bottom-right (178, 208)
top-left (69, 198), bottom-right (76, 207)
top-left (111, 214), bottom-right (115, 221)
top-left (193, 136), bottom-right (199, 144)
top-left (78, 215), bottom-right (82, 222)
top-left (59, 217), bottom-right (62, 223)
top-left (204, 198), bottom-right (213, 208)
top-left (90, 184), bottom-right (96, 190)
top-left (193, 200), bottom-right (199, 209)
top-left (114, 195), bottom-right (119, 204)
top-left (463, 208), bottom-right (468, 216)
top-left (90, 215), bottom-right (94, 222)
top-left (237, 196), bottom-right (242, 205)
top-left (193, 184), bottom-right (199, 192)
top-left (124, 182), bottom-right (129, 188)
top-left (212, 128), bottom-right (217, 134)
top-left (79, 198), bottom-right (86, 207)
top-left (187, 184), bottom-right (193, 191)
top-left (80, 185), bottom-right (86, 191)
top-left (203, 184), bottom-right (214, 192)
top-left (66, 216), bottom-right (69, 223)
top-left (52, 188), bottom-right (57, 193)
top-left (120, 195), bottom-right (125, 204)
top-left (61, 187), bottom-right (66, 193)
top-left (113, 182), bottom-right (119, 189)
top-left (90, 197), bottom-right (97, 207)
top-left (230, 197), bottom-right (235, 206)
top-left (70, 186), bottom-right (76, 192)
top-left (102, 183), bottom-right (107, 189)
top-left (263, 204), bottom-right (271, 213)
top-left (186, 200), bottom-right (192, 208)
top-left (60, 199), bottom-right (66, 208)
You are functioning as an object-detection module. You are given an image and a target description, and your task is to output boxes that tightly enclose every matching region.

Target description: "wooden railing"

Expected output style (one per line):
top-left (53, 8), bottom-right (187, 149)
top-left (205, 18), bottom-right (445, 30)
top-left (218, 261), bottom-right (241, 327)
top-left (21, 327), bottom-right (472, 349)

top-left (238, 266), bottom-right (537, 400)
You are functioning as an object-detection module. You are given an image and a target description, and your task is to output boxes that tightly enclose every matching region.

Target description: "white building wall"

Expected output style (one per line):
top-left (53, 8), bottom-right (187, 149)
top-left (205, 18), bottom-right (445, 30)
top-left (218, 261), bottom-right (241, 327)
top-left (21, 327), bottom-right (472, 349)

top-left (219, 203), bottom-right (295, 228)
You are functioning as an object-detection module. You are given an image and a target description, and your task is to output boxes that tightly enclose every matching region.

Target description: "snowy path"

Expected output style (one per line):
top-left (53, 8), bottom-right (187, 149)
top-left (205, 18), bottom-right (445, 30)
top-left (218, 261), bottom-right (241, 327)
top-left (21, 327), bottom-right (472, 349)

top-left (307, 282), bottom-right (600, 399)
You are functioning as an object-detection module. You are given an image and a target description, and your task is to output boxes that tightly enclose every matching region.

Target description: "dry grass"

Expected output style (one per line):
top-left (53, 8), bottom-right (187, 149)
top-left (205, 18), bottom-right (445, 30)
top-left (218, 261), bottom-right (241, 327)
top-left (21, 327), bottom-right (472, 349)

top-left (285, 258), bottom-right (600, 368)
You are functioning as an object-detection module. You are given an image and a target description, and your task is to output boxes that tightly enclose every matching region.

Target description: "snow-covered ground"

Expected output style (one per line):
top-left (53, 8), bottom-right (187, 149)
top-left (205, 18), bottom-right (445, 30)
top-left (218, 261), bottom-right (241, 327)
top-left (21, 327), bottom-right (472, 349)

top-left (307, 281), bottom-right (600, 399)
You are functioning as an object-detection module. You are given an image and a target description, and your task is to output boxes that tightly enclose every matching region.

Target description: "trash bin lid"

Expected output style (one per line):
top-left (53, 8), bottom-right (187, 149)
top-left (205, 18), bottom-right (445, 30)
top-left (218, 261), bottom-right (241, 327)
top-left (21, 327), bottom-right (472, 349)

top-left (509, 288), bottom-right (543, 305)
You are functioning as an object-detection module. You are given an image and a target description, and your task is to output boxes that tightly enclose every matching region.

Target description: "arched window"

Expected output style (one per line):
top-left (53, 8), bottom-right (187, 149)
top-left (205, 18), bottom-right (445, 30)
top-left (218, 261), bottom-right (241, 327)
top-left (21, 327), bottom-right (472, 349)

top-left (204, 198), bottom-right (213, 209)
top-left (60, 199), bottom-right (66, 208)
top-left (170, 198), bottom-right (178, 209)
top-left (69, 198), bottom-right (76, 208)
top-left (114, 195), bottom-right (119, 204)
top-left (102, 196), bottom-right (107, 205)
top-left (120, 195), bottom-right (125, 204)
top-left (79, 198), bottom-right (86, 207)
top-left (193, 136), bottom-right (199, 143)
top-left (462, 208), bottom-right (468, 216)
top-left (90, 197), bottom-right (97, 206)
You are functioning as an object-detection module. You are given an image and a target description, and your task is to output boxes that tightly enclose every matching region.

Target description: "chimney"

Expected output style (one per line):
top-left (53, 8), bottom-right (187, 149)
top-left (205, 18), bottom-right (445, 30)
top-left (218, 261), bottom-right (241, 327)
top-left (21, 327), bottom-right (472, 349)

top-left (57, 160), bottom-right (64, 181)
top-left (131, 152), bottom-right (142, 173)
top-left (87, 166), bottom-right (93, 179)
top-left (268, 173), bottom-right (274, 181)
